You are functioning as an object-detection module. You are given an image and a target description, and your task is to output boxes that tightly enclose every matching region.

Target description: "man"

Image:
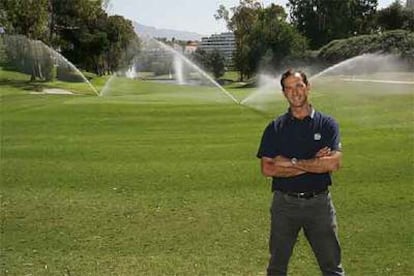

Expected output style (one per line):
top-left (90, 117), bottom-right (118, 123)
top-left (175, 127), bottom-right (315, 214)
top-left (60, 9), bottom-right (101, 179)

top-left (257, 69), bottom-right (345, 276)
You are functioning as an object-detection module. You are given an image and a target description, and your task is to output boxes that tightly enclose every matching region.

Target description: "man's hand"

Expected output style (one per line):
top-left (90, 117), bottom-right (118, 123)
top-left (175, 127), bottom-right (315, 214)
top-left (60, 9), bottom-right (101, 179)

top-left (260, 146), bottom-right (342, 177)
top-left (315, 147), bottom-right (331, 158)
top-left (296, 148), bottom-right (342, 173)
top-left (260, 156), bottom-right (306, 177)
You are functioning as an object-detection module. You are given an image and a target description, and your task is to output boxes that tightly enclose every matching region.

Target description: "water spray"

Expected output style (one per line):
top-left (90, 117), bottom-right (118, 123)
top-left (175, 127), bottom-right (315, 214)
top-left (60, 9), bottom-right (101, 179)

top-left (42, 43), bottom-right (99, 96)
top-left (151, 38), bottom-right (240, 105)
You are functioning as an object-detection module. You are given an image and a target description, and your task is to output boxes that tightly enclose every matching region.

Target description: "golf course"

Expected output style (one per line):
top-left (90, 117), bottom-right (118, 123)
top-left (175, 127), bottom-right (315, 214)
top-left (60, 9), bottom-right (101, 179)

top-left (1, 67), bottom-right (413, 275)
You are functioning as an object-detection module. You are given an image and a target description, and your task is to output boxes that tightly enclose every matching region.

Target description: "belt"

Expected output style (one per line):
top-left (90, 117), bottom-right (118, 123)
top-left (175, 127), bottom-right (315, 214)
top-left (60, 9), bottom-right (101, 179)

top-left (281, 189), bottom-right (328, 199)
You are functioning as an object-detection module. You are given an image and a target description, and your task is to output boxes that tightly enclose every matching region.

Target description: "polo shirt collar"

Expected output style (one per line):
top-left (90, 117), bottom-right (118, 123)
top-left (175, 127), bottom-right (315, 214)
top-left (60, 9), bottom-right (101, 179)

top-left (310, 107), bottom-right (315, 119)
top-left (288, 105), bottom-right (315, 120)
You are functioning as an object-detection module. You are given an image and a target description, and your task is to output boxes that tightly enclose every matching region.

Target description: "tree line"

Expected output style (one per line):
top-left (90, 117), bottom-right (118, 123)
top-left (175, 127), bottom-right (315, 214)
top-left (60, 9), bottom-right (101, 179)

top-left (0, 0), bottom-right (412, 82)
top-left (216, 0), bottom-right (414, 81)
top-left (0, 0), bottom-right (140, 78)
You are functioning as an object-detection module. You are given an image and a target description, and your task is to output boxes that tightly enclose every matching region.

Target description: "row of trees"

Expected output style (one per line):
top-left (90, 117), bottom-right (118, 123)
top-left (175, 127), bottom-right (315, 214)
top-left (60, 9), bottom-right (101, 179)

top-left (290, 0), bottom-right (413, 49)
top-left (0, 0), bottom-right (140, 77)
top-left (216, 0), bottom-right (414, 80)
top-left (375, 1), bottom-right (414, 31)
top-left (288, 0), bottom-right (378, 49)
top-left (1, 0), bottom-right (412, 81)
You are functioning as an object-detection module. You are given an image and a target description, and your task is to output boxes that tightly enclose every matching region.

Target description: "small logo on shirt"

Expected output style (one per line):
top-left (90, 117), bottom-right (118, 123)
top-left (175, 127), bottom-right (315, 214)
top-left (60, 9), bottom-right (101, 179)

top-left (314, 133), bottom-right (321, 140)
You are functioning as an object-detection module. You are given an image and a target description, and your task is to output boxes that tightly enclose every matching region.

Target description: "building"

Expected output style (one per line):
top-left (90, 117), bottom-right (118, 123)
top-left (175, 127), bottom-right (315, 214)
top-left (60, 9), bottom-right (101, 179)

top-left (407, 0), bottom-right (414, 8)
top-left (199, 32), bottom-right (236, 67)
top-left (184, 41), bottom-right (198, 55)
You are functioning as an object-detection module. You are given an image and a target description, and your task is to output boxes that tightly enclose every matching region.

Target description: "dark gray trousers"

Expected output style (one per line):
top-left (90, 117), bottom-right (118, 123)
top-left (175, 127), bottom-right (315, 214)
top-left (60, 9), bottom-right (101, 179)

top-left (267, 191), bottom-right (345, 276)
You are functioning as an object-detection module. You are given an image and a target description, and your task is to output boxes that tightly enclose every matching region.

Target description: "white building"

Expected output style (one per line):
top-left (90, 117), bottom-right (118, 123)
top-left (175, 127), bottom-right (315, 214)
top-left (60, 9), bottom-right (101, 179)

top-left (407, 0), bottom-right (414, 8)
top-left (199, 32), bottom-right (236, 67)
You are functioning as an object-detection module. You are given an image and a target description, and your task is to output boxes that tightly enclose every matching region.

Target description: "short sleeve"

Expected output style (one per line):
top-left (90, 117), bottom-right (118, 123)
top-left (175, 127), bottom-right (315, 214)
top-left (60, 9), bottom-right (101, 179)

top-left (326, 117), bottom-right (342, 151)
top-left (256, 122), bottom-right (280, 158)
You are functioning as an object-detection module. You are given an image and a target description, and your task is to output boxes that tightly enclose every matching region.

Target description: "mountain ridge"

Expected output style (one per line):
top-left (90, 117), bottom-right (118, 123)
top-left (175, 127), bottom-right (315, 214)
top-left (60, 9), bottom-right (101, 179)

top-left (133, 22), bottom-right (205, 41)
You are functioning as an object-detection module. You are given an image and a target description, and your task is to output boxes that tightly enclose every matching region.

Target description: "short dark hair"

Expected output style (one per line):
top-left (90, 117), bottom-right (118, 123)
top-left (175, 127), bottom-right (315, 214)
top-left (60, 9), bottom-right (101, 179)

top-left (280, 69), bottom-right (309, 90)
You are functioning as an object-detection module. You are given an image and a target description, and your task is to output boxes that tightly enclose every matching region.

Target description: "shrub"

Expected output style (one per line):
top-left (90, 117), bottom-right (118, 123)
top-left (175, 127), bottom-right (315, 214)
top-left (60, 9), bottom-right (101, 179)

top-left (318, 30), bottom-right (414, 68)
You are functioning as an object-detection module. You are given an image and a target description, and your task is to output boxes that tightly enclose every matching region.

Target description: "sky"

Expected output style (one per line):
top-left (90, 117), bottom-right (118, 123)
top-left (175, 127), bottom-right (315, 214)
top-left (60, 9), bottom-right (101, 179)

top-left (109, 0), bottom-right (402, 35)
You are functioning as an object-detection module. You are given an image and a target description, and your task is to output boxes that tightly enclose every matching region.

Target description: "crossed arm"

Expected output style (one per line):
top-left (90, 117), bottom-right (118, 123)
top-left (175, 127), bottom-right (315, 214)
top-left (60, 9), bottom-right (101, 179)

top-left (260, 147), bottom-right (342, 177)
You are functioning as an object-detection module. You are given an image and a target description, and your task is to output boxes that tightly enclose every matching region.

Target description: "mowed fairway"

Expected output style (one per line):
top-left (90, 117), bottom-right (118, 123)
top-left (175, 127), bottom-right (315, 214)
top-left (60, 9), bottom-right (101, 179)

top-left (1, 77), bottom-right (413, 275)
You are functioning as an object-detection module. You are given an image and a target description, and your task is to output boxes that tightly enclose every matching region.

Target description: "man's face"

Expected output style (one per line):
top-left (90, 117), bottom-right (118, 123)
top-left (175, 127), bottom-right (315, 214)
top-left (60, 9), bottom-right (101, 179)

top-left (282, 73), bottom-right (310, 108)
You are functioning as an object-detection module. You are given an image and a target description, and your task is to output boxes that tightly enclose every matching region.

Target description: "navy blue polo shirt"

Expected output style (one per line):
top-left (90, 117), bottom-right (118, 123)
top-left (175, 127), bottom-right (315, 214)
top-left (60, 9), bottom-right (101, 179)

top-left (257, 108), bottom-right (341, 192)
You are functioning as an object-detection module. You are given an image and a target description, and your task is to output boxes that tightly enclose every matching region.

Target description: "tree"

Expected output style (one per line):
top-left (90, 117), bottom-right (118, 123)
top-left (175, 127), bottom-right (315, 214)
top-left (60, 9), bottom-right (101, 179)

top-left (1, 0), bottom-right (54, 81)
top-left (0, 1), bottom-right (12, 33)
top-left (50, 0), bottom-right (106, 70)
top-left (102, 0), bottom-right (112, 11)
top-left (288, 0), bottom-right (378, 49)
top-left (1, 0), bottom-right (49, 40)
top-left (216, 2), bottom-right (307, 78)
top-left (215, 0), bottom-right (261, 81)
top-left (246, 4), bottom-right (307, 73)
top-left (2, 35), bottom-right (56, 81)
top-left (192, 48), bottom-right (209, 69)
top-left (403, 9), bottom-right (414, 30)
top-left (1, 0), bottom-right (140, 77)
top-left (352, 0), bottom-right (379, 34)
top-left (376, 1), bottom-right (414, 31)
top-left (192, 48), bottom-right (225, 79)
top-left (105, 15), bottom-right (141, 74)
top-left (208, 50), bottom-right (225, 79)
top-left (50, 0), bottom-right (140, 75)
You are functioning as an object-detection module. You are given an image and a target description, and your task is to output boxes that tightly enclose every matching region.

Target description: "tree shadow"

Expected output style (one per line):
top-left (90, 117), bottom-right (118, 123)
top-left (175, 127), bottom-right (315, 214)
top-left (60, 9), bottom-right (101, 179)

top-left (0, 78), bottom-right (47, 92)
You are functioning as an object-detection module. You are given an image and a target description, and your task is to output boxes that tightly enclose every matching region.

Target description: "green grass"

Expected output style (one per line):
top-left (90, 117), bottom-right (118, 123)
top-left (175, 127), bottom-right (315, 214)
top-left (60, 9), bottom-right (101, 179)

top-left (221, 71), bottom-right (240, 82)
top-left (1, 73), bottom-right (413, 275)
